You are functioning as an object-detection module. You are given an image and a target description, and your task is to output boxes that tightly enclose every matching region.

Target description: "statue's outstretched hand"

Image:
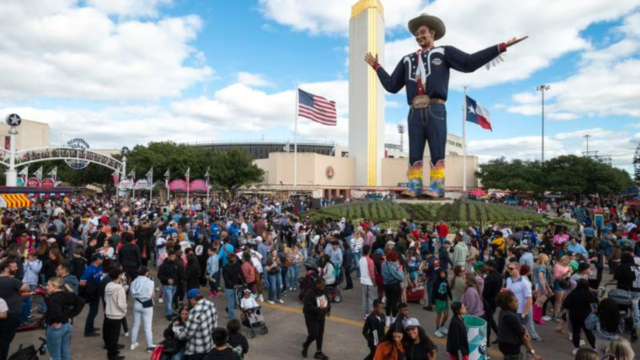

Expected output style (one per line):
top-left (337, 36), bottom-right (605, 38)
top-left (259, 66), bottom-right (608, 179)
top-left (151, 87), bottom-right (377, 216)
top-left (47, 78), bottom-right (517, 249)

top-left (364, 52), bottom-right (379, 68)
top-left (505, 36), bottom-right (528, 48)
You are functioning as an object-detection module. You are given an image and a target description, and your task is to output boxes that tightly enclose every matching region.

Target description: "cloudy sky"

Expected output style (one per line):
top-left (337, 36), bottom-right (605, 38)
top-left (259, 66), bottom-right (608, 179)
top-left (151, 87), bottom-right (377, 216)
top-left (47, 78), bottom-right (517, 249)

top-left (1, 0), bottom-right (640, 173)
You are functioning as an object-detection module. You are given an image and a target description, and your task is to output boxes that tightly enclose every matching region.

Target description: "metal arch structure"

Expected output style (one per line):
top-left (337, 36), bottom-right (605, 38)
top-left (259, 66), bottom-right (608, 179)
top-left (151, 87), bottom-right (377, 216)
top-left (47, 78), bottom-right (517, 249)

top-left (0, 147), bottom-right (123, 172)
top-left (634, 142), bottom-right (640, 182)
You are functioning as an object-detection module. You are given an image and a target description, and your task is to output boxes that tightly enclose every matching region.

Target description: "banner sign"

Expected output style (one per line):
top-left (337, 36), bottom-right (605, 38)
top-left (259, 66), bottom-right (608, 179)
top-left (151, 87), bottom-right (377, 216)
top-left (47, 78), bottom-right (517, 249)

top-left (134, 179), bottom-right (151, 190)
top-left (41, 178), bottom-right (55, 188)
top-left (118, 179), bottom-right (134, 190)
top-left (169, 179), bottom-right (188, 191)
top-left (189, 180), bottom-right (208, 191)
top-left (26, 178), bottom-right (41, 187)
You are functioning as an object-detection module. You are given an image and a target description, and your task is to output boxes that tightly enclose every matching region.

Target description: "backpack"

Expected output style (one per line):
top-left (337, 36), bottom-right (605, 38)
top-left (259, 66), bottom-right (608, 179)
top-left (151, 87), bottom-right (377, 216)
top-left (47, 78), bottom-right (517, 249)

top-left (81, 276), bottom-right (100, 301)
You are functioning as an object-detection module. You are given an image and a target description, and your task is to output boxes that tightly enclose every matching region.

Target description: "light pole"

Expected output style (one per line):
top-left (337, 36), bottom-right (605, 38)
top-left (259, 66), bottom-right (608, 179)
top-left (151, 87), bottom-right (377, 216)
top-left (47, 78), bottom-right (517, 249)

top-left (535, 85), bottom-right (550, 163)
top-left (584, 134), bottom-right (591, 157)
top-left (5, 114), bottom-right (22, 186)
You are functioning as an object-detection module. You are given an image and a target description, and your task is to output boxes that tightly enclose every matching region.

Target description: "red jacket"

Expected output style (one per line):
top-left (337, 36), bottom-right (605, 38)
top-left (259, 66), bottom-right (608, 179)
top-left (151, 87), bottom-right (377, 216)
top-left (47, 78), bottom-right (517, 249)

top-left (438, 223), bottom-right (449, 238)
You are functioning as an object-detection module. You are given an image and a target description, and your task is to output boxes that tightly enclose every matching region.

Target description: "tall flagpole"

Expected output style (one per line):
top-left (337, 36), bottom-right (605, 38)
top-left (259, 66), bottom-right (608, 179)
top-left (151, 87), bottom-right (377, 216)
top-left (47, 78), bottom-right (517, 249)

top-left (206, 167), bottom-right (210, 207)
top-left (462, 86), bottom-right (468, 192)
top-left (149, 168), bottom-right (153, 204)
top-left (293, 86), bottom-right (299, 187)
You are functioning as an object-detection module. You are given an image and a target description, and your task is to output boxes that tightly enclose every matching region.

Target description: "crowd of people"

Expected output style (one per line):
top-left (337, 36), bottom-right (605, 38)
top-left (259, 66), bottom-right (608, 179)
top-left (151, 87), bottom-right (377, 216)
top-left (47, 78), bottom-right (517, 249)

top-left (0, 194), bottom-right (638, 360)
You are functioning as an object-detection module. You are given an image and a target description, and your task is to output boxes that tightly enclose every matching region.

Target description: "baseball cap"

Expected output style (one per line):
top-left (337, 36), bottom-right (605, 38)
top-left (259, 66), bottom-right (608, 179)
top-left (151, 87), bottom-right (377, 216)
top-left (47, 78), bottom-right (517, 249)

top-left (444, 240), bottom-right (453, 246)
top-left (255, 236), bottom-right (263, 242)
top-left (186, 289), bottom-right (202, 299)
top-left (403, 318), bottom-right (420, 329)
top-left (374, 249), bottom-right (384, 255)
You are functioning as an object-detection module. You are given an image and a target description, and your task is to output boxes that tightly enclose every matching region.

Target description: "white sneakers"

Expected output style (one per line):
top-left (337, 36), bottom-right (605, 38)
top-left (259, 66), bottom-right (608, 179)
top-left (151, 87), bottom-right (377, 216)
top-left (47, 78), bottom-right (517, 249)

top-left (131, 342), bottom-right (139, 351)
top-left (434, 329), bottom-right (444, 338)
top-left (258, 295), bottom-right (264, 302)
top-left (268, 300), bottom-right (275, 304)
top-left (278, 299), bottom-right (285, 304)
top-left (158, 298), bottom-right (164, 304)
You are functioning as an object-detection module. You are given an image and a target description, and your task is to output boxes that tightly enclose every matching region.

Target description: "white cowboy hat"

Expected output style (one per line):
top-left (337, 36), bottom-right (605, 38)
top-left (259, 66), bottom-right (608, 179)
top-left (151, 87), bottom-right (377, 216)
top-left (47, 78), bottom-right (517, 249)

top-left (408, 13), bottom-right (446, 40)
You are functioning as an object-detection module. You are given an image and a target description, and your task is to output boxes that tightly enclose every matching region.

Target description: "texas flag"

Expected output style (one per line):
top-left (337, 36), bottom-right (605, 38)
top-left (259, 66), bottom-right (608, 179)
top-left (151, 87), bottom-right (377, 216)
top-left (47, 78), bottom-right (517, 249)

top-left (466, 95), bottom-right (493, 131)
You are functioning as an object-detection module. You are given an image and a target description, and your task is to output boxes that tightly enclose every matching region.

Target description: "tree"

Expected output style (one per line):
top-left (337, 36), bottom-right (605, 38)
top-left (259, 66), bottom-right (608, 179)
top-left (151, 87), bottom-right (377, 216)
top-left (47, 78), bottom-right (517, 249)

top-left (475, 158), bottom-right (544, 194)
top-left (210, 148), bottom-right (264, 192)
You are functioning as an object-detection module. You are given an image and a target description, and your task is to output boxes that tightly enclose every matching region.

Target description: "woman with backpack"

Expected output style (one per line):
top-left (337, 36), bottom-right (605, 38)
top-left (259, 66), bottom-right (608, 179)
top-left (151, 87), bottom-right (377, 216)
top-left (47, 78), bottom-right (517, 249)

top-left (45, 276), bottom-right (85, 360)
top-left (130, 266), bottom-right (156, 352)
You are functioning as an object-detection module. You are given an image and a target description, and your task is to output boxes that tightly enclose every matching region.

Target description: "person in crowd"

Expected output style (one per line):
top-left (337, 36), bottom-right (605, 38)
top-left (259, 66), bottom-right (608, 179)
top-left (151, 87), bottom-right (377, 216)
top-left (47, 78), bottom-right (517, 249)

top-left (45, 276), bottom-right (85, 360)
top-left (301, 278), bottom-right (331, 360)
top-left (226, 319), bottom-right (249, 359)
top-left (70, 248), bottom-right (87, 280)
top-left (203, 327), bottom-right (239, 360)
top-left (460, 273), bottom-right (484, 318)
top-left (318, 254), bottom-right (337, 288)
top-left (222, 253), bottom-right (247, 319)
top-left (381, 251), bottom-right (403, 327)
top-left (433, 268), bottom-right (451, 338)
top-left (452, 237), bottom-right (468, 268)
top-left (604, 338), bottom-right (634, 360)
top-left (372, 323), bottom-right (405, 360)
top-left (184, 248), bottom-right (202, 292)
top-left (206, 246), bottom-right (220, 298)
top-left (482, 260), bottom-right (501, 346)
top-left (450, 266), bottom-right (466, 302)
top-left (446, 301), bottom-right (469, 360)
top-left (585, 298), bottom-right (624, 357)
top-left (104, 267), bottom-right (128, 360)
top-left (161, 305), bottom-right (190, 360)
top-left (118, 232), bottom-right (142, 282)
top-left (174, 289), bottom-right (218, 360)
top-left (0, 259), bottom-right (30, 360)
top-left (359, 245), bottom-right (377, 320)
top-left (158, 250), bottom-right (184, 321)
top-left (438, 241), bottom-right (454, 271)
top-left (573, 348), bottom-right (599, 360)
top-left (56, 262), bottom-right (79, 294)
top-left (496, 290), bottom-right (543, 360)
top-left (563, 278), bottom-right (598, 355)
top-left (80, 253), bottom-right (103, 337)
top-left (402, 318), bottom-right (437, 360)
top-left (519, 265), bottom-right (542, 341)
top-left (505, 262), bottom-right (542, 342)
top-left (20, 251), bottom-right (42, 325)
top-left (240, 252), bottom-right (256, 296)
top-left (341, 241), bottom-right (355, 291)
top-left (362, 299), bottom-right (385, 360)
top-left (130, 266), bottom-right (156, 352)
top-left (532, 254), bottom-right (553, 325)
top-left (266, 249), bottom-right (283, 305)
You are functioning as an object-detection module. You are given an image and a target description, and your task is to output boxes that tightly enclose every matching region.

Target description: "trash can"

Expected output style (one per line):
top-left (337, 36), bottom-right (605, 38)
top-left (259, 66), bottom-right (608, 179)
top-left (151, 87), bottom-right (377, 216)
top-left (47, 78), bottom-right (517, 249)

top-left (463, 315), bottom-right (487, 360)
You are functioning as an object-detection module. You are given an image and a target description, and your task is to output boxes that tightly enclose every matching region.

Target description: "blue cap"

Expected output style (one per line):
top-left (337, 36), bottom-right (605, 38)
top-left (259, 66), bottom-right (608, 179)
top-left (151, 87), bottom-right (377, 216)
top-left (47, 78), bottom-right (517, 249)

top-left (186, 289), bottom-right (202, 299)
top-left (375, 249), bottom-right (384, 254)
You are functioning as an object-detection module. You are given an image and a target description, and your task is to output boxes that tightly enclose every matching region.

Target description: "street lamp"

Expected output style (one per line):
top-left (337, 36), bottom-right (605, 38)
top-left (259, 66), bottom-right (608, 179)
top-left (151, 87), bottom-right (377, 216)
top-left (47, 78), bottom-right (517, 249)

top-left (535, 85), bottom-right (550, 163)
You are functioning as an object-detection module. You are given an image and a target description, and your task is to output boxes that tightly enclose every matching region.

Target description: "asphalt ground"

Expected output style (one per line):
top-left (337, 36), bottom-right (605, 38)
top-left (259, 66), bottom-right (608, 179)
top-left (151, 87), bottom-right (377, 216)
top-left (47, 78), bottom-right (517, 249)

top-left (9, 271), bottom-right (631, 360)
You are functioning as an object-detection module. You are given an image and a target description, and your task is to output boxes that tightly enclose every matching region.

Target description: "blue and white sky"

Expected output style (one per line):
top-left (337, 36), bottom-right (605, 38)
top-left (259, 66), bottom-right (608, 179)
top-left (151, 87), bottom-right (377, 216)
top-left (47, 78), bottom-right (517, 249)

top-left (1, 0), bottom-right (640, 172)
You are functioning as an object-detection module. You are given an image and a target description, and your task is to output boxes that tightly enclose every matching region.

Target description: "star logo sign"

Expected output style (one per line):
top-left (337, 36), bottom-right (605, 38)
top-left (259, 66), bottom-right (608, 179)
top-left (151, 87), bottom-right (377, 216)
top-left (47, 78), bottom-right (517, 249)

top-left (7, 114), bottom-right (21, 126)
top-left (468, 105), bottom-right (476, 115)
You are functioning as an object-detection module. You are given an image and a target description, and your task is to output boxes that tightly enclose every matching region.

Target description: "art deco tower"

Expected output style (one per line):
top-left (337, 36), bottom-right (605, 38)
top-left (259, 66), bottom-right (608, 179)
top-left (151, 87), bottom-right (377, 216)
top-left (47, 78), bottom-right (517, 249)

top-left (349, 0), bottom-right (385, 186)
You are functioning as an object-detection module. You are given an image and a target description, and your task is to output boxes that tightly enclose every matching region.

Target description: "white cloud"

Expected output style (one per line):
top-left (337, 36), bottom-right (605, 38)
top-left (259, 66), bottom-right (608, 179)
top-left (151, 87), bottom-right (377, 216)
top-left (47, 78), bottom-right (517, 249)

top-left (85, 0), bottom-right (173, 18)
top-left (237, 72), bottom-right (274, 87)
top-left (554, 128), bottom-right (614, 140)
top-left (0, 0), bottom-right (211, 102)
top-left (508, 13), bottom-right (640, 120)
top-left (170, 80), bottom-right (349, 132)
top-left (383, 0), bottom-right (640, 90)
top-left (258, 0), bottom-right (425, 35)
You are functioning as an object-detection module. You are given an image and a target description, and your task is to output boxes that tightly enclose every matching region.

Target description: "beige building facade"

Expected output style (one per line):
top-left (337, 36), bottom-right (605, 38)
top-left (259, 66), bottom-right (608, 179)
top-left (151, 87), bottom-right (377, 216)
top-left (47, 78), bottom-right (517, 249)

top-left (254, 152), bottom-right (479, 198)
top-left (0, 119), bottom-right (50, 151)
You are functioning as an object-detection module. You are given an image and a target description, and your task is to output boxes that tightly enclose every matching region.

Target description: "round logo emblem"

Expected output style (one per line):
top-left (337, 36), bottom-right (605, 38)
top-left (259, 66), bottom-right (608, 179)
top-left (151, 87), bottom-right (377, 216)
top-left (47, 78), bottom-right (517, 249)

top-left (431, 58), bottom-right (443, 66)
top-left (6, 114), bottom-right (21, 127)
top-left (326, 166), bottom-right (334, 179)
top-left (65, 138), bottom-right (90, 170)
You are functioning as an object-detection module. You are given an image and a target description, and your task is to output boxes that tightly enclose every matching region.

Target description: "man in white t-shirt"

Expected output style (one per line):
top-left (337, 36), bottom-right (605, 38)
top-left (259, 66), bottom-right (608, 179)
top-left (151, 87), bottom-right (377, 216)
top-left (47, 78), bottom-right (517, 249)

top-left (359, 245), bottom-right (377, 320)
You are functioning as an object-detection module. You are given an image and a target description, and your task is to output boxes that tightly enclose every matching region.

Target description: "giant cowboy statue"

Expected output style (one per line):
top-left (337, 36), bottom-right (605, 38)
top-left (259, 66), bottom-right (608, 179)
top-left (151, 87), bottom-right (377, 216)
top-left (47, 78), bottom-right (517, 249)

top-left (365, 14), bottom-right (527, 198)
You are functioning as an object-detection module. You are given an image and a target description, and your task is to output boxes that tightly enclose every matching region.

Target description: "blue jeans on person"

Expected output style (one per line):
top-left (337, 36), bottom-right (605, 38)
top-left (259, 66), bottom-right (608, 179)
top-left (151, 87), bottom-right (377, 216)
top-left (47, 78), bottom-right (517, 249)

top-left (163, 285), bottom-right (177, 317)
top-left (267, 272), bottom-right (282, 302)
top-left (287, 265), bottom-right (299, 289)
top-left (161, 350), bottom-right (184, 360)
top-left (407, 104), bottom-right (447, 173)
top-left (84, 298), bottom-right (100, 335)
top-left (426, 281), bottom-right (434, 307)
top-left (20, 284), bottom-right (37, 324)
top-left (353, 252), bottom-right (362, 278)
top-left (439, 237), bottom-right (446, 248)
top-left (225, 288), bottom-right (236, 319)
top-left (47, 322), bottom-right (72, 360)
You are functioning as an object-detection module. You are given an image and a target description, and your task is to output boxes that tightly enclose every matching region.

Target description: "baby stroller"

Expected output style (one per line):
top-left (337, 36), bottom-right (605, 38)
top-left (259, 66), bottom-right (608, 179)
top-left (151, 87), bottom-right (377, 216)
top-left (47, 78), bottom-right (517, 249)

top-left (235, 286), bottom-right (268, 339)
top-left (405, 275), bottom-right (427, 305)
top-left (8, 337), bottom-right (47, 360)
top-left (605, 283), bottom-right (638, 342)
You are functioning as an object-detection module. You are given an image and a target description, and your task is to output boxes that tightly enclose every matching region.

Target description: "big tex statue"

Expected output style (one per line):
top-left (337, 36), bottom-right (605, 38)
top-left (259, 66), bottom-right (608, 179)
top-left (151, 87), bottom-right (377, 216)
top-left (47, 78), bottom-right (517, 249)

top-left (365, 14), bottom-right (526, 198)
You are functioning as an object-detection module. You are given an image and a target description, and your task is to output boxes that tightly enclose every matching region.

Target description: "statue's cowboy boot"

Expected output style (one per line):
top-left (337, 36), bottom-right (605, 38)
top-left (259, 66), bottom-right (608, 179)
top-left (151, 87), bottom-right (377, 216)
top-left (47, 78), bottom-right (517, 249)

top-left (423, 161), bottom-right (445, 198)
top-left (401, 161), bottom-right (423, 198)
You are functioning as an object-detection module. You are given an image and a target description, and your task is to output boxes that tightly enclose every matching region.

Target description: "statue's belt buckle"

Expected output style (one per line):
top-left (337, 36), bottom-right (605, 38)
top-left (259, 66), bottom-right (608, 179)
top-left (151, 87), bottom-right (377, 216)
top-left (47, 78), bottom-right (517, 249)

top-left (411, 95), bottom-right (430, 109)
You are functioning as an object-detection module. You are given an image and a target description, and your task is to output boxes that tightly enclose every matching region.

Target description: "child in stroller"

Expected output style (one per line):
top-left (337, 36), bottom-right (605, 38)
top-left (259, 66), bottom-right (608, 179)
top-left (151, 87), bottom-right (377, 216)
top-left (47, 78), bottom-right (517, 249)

top-left (236, 286), bottom-right (268, 338)
top-left (605, 282), bottom-right (639, 342)
top-left (299, 257), bottom-right (343, 303)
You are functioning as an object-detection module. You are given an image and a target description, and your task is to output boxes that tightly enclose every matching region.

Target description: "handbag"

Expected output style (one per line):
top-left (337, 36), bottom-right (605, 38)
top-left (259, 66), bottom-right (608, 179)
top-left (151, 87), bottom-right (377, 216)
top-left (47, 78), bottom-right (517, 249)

top-left (136, 298), bottom-right (154, 308)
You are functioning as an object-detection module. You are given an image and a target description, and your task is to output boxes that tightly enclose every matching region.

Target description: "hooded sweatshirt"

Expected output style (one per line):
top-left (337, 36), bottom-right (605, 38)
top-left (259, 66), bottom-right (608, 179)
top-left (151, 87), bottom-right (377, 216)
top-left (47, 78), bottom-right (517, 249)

top-left (105, 281), bottom-right (127, 319)
top-left (130, 275), bottom-right (154, 302)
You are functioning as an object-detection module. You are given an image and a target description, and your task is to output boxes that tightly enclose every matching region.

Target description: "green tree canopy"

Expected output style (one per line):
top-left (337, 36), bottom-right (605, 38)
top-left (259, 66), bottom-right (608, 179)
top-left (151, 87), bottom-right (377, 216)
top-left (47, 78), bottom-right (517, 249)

top-left (476, 155), bottom-right (634, 197)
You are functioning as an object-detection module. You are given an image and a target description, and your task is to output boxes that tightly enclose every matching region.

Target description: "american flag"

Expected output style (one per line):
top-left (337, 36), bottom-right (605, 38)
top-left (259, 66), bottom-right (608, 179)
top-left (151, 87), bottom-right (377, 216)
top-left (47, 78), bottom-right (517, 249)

top-left (298, 88), bottom-right (337, 126)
